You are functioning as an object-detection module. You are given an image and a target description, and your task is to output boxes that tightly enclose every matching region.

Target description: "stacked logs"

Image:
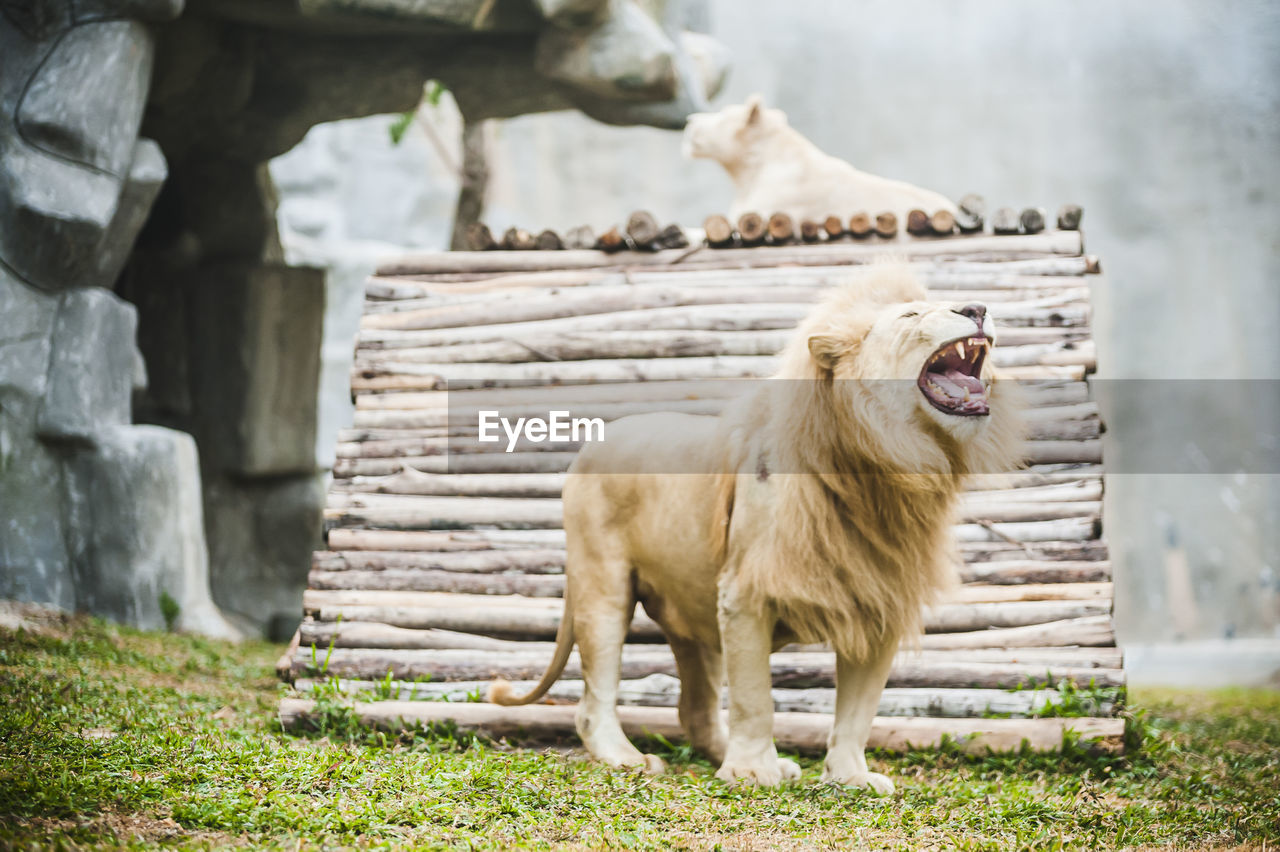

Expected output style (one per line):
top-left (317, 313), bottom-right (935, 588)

top-left (279, 226), bottom-right (1124, 755)
top-left (706, 199), bottom-right (1082, 248)
top-left (466, 211), bottom-right (690, 253)
top-left (462, 198), bottom-right (1083, 253)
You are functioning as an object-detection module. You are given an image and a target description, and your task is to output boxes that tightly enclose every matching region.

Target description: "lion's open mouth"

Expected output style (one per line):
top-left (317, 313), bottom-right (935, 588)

top-left (918, 335), bottom-right (991, 416)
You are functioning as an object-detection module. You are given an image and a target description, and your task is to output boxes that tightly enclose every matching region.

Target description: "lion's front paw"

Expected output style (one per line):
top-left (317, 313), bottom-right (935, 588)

top-left (641, 753), bottom-right (667, 775)
top-left (716, 759), bottom-right (782, 787)
top-left (821, 768), bottom-right (895, 795)
top-left (715, 755), bottom-right (800, 787)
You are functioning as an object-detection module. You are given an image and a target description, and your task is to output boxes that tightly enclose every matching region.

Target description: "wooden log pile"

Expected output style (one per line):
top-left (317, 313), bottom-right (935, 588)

top-left (455, 199), bottom-right (1083, 255)
top-left (280, 218), bottom-right (1123, 755)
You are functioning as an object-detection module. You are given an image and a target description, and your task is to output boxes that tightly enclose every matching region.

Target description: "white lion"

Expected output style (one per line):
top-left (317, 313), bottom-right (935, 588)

top-left (491, 265), bottom-right (1024, 793)
top-left (683, 94), bottom-right (956, 225)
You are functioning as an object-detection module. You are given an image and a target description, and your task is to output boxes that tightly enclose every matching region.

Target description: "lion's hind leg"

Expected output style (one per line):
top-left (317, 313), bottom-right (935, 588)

top-left (669, 638), bottom-right (728, 765)
top-left (570, 556), bottom-right (665, 775)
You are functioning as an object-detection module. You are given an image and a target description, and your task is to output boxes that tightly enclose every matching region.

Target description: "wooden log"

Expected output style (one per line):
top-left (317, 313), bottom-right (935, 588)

top-left (906, 209), bottom-right (932, 236)
top-left (325, 468), bottom-right (1095, 514)
top-left (702, 214), bottom-right (734, 247)
top-left (919, 615), bottom-right (1115, 650)
top-left (352, 375), bottom-right (1084, 414)
top-left (350, 354), bottom-right (779, 391)
top-left (992, 207), bottom-right (1021, 235)
top-left (336, 470), bottom-right (567, 499)
top-left (302, 590), bottom-right (1110, 637)
top-left (339, 404), bottom-right (1096, 444)
top-left (289, 646), bottom-right (1123, 690)
top-left (277, 698), bottom-right (1125, 754)
top-left (358, 313), bottom-right (1090, 354)
top-left (874, 211), bottom-right (898, 238)
top-left (501, 227), bottom-right (536, 251)
top-left (299, 619), bottom-right (1120, 668)
top-left (310, 565), bottom-right (1107, 606)
top-left (955, 194), bottom-right (985, 233)
top-left (957, 516), bottom-right (1098, 546)
top-left (375, 232), bottom-right (1085, 277)
top-left (626, 211), bottom-right (661, 250)
top-left (276, 629), bottom-right (300, 683)
top-left (360, 328), bottom-right (793, 364)
top-left (653, 224), bottom-right (689, 250)
top-left (822, 215), bottom-right (845, 240)
top-left (355, 331), bottom-right (1096, 369)
top-left (1026, 440), bottom-right (1102, 465)
top-left (595, 226), bottom-right (627, 253)
top-left (463, 222), bottom-right (497, 251)
top-left (534, 229), bottom-right (564, 251)
top-left (358, 279), bottom-right (1091, 318)
top-left (328, 465), bottom-right (1098, 506)
top-left (1059, 205), bottom-right (1080, 232)
top-left (356, 287), bottom-right (819, 332)
top-left (1057, 204), bottom-right (1084, 231)
top-left (327, 529), bottom-right (498, 552)
top-left (365, 280), bottom-right (430, 301)
top-left (960, 539), bottom-right (1109, 563)
top-left (299, 621), bottom-right (534, 652)
top-left (312, 549), bottom-right (1109, 590)
top-left (310, 549), bottom-right (1105, 586)
top-left (847, 212), bottom-right (873, 238)
top-left (333, 452), bottom-right (576, 478)
top-left (799, 219), bottom-right (823, 243)
top-left (737, 212), bottom-right (766, 245)
top-left (329, 467), bottom-right (1095, 505)
top-left (322, 492), bottom-right (1101, 534)
top-left (324, 496), bottom-right (564, 531)
top-left (309, 568), bottom-right (566, 597)
top-left (948, 582), bottom-right (1111, 604)
top-left (351, 353), bottom-right (1092, 392)
top-left (300, 614), bottom-right (1114, 660)
top-left (562, 225), bottom-right (596, 250)
top-left (313, 548), bottom-right (566, 573)
top-left (766, 212), bottom-right (795, 244)
top-left (957, 560), bottom-right (1110, 585)
top-left (373, 230), bottom-right (1085, 277)
top-left (1021, 207), bottom-right (1047, 235)
top-left (924, 600), bottom-right (1109, 633)
top-left (930, 209), bottom-right (957, 236)
top-left (292, 675), bottom-right (1115, 719)
top-left (326, 528), bottom-right (554, 553)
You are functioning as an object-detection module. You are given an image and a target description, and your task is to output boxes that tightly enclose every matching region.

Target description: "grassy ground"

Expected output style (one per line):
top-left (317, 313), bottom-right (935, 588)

top-left (0, 609), bottom-right (1276, 851)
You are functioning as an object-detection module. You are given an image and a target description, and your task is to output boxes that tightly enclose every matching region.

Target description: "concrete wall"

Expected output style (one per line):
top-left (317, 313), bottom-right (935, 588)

top-left (274, 0), bottom-right (1280, 645)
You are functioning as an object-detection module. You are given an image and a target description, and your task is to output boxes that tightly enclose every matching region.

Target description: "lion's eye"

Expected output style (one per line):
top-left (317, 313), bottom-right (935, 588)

top-left (899, 311), bottom-right (919, 319)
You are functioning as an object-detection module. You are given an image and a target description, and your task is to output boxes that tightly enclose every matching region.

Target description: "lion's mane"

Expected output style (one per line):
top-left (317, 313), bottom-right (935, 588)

top-left (712, 266), bottom-right (1026, 660)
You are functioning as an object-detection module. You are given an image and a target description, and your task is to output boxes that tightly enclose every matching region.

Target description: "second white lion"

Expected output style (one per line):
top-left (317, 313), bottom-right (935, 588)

top-left (684, 94), bottom-right (956, 225)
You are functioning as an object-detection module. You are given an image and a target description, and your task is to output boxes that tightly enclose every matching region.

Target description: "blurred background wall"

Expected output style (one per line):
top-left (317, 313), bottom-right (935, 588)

top-left (271, 0), bottom-right (1280, 660)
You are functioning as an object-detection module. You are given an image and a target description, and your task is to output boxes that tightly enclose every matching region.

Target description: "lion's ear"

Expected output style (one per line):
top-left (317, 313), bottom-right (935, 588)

top-left (807, 334), bottom-right (844, 372)
top-left (745, 94), bottom-right (763, 125)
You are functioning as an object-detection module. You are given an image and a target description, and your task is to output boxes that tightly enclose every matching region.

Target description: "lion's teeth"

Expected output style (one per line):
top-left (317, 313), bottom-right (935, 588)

top-left (954, 341), bottom-right (965, 359)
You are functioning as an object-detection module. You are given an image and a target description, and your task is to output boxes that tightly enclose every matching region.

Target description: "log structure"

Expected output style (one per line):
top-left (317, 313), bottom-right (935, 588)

top-left (284, 223), bottom-right (1122, 756)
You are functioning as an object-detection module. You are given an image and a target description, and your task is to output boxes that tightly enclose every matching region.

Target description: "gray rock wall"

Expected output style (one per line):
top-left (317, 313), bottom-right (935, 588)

top-left (276, 0), bottom-right (1280, 644)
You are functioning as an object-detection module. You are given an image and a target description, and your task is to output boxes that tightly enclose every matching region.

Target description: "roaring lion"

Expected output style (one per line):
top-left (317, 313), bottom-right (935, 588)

top-left (683, 94), bottom-right (956, 225)
top-left (491, 265), bottom-right (1023, 793)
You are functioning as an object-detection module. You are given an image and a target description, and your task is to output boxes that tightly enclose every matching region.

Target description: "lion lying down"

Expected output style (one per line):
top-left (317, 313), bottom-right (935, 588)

top-left (683, 94), bottom-right (956, 225)
top-left (491, 265), bottom-right (1024, 792)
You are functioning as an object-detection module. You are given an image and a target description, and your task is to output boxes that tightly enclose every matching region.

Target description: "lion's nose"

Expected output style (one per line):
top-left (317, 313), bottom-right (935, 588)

top-left (955, 304), bottom-right (987, 327)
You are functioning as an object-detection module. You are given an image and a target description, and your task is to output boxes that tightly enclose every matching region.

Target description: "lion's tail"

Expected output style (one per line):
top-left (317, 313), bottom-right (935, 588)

top-left (487, 593), bottom-right (575, 706)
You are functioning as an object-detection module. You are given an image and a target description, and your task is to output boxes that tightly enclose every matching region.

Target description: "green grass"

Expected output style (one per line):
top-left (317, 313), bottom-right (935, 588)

top-left (1, 614), bottom-right (1277, 850)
